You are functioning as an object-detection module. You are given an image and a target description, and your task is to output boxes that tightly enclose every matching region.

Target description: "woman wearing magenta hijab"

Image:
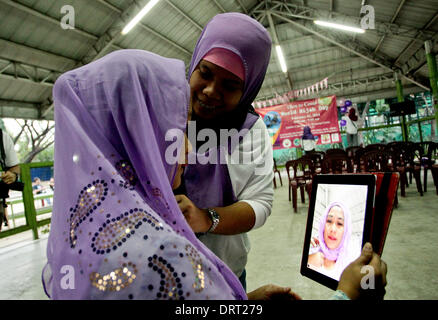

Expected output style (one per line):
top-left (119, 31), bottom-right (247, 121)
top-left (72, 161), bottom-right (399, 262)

top-left (174, 13), bottom-right (274, 290)
top-left (308, 202), bottom-right (355, 281)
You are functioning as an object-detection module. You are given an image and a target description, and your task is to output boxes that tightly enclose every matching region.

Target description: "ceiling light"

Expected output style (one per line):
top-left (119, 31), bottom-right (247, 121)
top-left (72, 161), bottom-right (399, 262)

top-left (121, 0), bottom-right (160, 35)
top-left (314, 20), bottom-right (365, 34)
top-left (275, 45), bottom-right (288, 73)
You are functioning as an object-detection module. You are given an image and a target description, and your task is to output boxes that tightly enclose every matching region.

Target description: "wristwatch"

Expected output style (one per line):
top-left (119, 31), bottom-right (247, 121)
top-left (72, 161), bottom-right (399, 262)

top-left (206, 208), bottom-right (220, 233)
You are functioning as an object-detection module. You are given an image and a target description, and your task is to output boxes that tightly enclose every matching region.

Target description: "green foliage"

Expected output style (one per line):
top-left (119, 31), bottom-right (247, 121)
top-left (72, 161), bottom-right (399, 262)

top-left (33, 145), bottom-right (54, 162)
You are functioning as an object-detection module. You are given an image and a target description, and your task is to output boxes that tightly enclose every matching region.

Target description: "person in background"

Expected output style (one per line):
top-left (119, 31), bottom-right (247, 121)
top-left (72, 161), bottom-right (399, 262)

top-left (0, 129), bottom-right (20, 231)
top-left (175, 13), bottom-right (274, 291)
top-left (32, 177), bottom-right (44, 195)
top-left (301, 126), bottom-right (316, 154)
top-left (344, 108), bottom-right (359, 147)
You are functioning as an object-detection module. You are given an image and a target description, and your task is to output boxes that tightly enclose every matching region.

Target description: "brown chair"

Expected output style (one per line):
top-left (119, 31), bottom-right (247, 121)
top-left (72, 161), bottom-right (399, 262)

top-left (431, 163), bottom-right (438, 195)
top-left (382, 141), bottom-right (424, 197)
top-left (404, 143), bottom-right (424, 196)
top-left (273, 159), bottom-right (282, 189)
top-left (325, 148), bottom-right (347, 156)
top-left (359, 150), bottom-right (392, 173)
top-left (363, 143), bottom-right (387, 152)
top-left (415, 142), bottom-right (437, 192)
top-left (302, 151), bottom-right (325, 174)
top-left (346, 146), bottom-right (363, 173)
top-left (321, 153), bottom-right (351, 174)
top-left (285, 158), bottom-right (314, 213)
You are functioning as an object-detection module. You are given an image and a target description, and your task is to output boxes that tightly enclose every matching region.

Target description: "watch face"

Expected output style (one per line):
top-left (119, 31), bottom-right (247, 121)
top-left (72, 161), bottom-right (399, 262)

top-left (210, 210), bottom-right (219, 220)
top-left (208, 209), bottom-right (219, 232)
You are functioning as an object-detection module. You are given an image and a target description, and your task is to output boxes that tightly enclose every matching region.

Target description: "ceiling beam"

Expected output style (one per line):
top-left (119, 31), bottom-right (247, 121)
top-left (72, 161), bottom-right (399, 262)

top-left (374, 0), bottom-right (407, 54)
top-left (266, 66), bottom-right (391, 92)
top-left (0, 38), bottom-right (78, 72)
top-left (0, 59), bottom-right (57, 87)
top-left (212, 0), bottom-right (226, 13)
top-left (267, 11), bottom-right (294, 90)
top-left (393, 11), bottom-right (438, 66)
top-left (41, 0), bottom-right (194, 118)
top-left (0, 100), bottom-right (43, 120)
top-left (399, 35), bottom-right (438, 77)
top-left (95, 0), bottom-right (122, 13)
top-left (0, 0), bottom-right (99, 42)
top-left (269, 11), bottom-right (429, 91)
top-left (251, 1), bottom-right (436, 42)
top-left (270, 46), bottom-right (339, 64)
top-left (79, 0), bottom-right (192, 66)
top-left (266, 56), bottom-right (366, 81)
top-left (257, 72), bottom-right (401, 102)
top-left (235, 0), bottom-right (248, 14)
top-left (164, 0), bottom-right (203, 31)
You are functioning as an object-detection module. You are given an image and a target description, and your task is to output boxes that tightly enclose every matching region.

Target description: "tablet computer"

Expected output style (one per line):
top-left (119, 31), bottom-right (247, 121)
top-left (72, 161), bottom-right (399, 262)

top-left (300, 174), bottom-right (376, 290)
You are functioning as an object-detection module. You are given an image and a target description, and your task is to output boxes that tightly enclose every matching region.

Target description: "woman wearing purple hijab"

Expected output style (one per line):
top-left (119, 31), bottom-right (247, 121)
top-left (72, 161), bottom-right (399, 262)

top-left (308, 202), bottom-right (353, 280)
top-left (301, 126), bottom-right (316, 154)
top-left (174, 13), bottom-right (274, 290)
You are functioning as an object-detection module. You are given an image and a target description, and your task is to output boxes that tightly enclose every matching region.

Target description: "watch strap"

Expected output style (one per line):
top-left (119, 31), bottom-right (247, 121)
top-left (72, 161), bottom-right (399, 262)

top-left (206, 208), bottom-right (220, 233)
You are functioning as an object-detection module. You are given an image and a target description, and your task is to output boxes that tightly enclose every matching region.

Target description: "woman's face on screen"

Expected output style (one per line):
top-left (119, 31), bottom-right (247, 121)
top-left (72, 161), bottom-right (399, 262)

top-left (324, 206), bottom-right (345, 250)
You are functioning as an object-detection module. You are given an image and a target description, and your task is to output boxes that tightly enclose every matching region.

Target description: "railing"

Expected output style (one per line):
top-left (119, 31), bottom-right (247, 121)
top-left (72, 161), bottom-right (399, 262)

top-left (0, 161), bottom-right (53, 240)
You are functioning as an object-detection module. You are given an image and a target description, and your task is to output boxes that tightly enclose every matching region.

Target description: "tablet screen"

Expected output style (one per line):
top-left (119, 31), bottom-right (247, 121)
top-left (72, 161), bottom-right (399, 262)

top-left (301, 174), bottom-right (375, 289)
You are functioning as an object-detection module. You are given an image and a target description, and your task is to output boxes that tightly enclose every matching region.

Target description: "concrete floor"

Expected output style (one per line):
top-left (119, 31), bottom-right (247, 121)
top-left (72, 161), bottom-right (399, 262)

top-left (0, 171), bottom-right (437, 300)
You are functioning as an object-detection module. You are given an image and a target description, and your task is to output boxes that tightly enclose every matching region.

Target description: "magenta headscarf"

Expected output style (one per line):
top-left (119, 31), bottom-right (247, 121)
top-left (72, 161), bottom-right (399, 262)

top-left (42, 49), bottom-right (246, 300)
top-left (318, 202), bottom-right (351, 264)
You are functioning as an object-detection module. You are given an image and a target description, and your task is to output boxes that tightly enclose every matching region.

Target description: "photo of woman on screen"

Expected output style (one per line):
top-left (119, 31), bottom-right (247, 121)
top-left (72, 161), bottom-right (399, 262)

top-left (308, 202), bottom-right (353, 280)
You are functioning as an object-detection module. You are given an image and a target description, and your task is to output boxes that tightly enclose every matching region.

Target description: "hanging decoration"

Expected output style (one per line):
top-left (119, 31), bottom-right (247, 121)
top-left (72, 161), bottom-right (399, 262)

top-left (253, 77), bottom-right (329, 108)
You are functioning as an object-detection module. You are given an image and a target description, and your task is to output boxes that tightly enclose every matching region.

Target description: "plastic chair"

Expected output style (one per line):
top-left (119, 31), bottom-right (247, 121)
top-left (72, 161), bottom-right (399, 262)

top-left (302, 151), bottom-right (325, 174)
top-left (285, 158), bottom-right (314, 213)
top-left (359, 150), bottom-right (392, 173)
top-left (273, 159), bottom-right (282, 189)
top-left (325, 148), bottom-right (347, 156)
top-left (346, 146), bottom-right (363, 173)
top-left (415, 142), bottom-right (437, 192)
top-left (363, 143), bottom-right (387, 152)
top-left (321, 153), bottom-right (351, 174)
top-left (431, 163), bottom-right (438, 195)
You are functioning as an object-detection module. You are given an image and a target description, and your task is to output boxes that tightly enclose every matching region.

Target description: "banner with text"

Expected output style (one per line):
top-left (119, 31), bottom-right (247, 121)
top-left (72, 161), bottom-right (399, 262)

top-left (256, 95), bottom-right (340, 149)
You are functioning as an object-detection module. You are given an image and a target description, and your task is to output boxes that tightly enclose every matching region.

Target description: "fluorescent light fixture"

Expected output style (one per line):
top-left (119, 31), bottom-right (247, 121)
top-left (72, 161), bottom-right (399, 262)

top-left (275, 45), bottom-right (288, 73)
top-left (314, 20), bottom-right (365, 34)
top-left (121, 0), bottom-right (160, 35)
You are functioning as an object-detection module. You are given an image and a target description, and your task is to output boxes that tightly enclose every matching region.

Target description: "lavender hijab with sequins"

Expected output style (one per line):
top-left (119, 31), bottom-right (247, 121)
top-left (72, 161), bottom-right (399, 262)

top-left (42, 50), bottom-right (246, 300)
